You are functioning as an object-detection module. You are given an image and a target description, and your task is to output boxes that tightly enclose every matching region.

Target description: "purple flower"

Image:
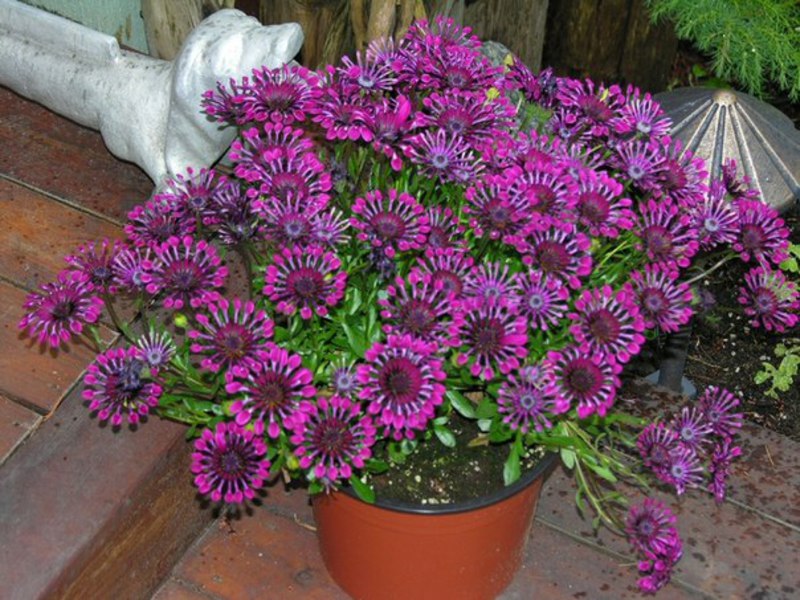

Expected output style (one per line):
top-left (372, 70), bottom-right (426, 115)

top-left (708, 439), bottom-right (742, 503)
top-left (66, 238), bottom-right (123, 291)
top-left (508, 164), bottom-right (575, 227)
top-left (351, 189), bottom-right (429, 258)
top-left (208, 179), bottom-right (262, 246)
top-left (330, 362), bottom-right (360, 397)
top-left (258, 193), bottom-right (319, 247)
top-left (125, 198), bottom-right (195, 247)
top-left (721, 158), bottom-right (761, 202)
top-left (416, 248), bottom-right (474, 298)
top-left (229, 123), bottom-right (314, 184)
top-left (513, 225), bottom-right (593, 289)
top-left (697, 386), bottom-right (743, 438)
top-left (403, 129), bottom-right (481, 183)
top-left (545, 347), bottom-right (621, 417)
top-left (463, 261), bottom-right (517, 307)
top-left (573, 170), bottom-right (634, 237)
top-left (613, 139), bottom-right (665, 192)
top-left (379, 272), bottom-right (463, 346)
top-left (310, 209), bottom-right (351, 248)
top-left (425, 206), bottom-right (464, 250)
top-left (556, 79), bottom-right (625, 138)
top-left (202, 77), bottom-right (247, 125)
top-left (690, 180), bottom-right (739, 250)
top-left (464, 175), bottom-right (529, 240)
top-left (112, 246), bottom-right (154, 293)
top-left (236, 64), bottom-right (319, 124)
top-left (82, 346), bottom-right (162, 426)
top-left (512, 270), bottom-right (569, 331)
top-left (368, 95), bottom-right (416, 170)
top-left (568, 285), bottom-right (646, 364)
top-left (416, 91), bottom-right (513, 146)
top-left (497, 368), bottom-right (557, 432)
top-left (338, 50), bottom-right (398, 92)
top-left (135, 329), bottom-right (175, 373)
top-left (146, 235), bottom-right (228, 310)
top-left (738, 265), bottom-right (799, 332)
top-left (625, 498), bottom-right (679, 555)
top-left (226, 346), bottom-right (316, 438)
top-left (670, 406), bottom-right (713, 452)
top-left (188, 298), bottom-right (275, 373)
top-left (309, 86), bottom-right (373, 142)
top-left (158, 168), bottom-right (225, 220)
top-left (263, 245), bottom-right (347, 320)
top-left (251, 152), bottom-right (332, 207)
top-left (456, 301), bottom-right (528, 380)
top-left (637, 423), bottom-right (681, 475)
top-left (357, 335), bottom-right (447, 440)
top-left (628, 264), bottom-right (694, 333)
top-left (734, 199), bottom-right (790, 265)
top-left (636, 198), bottom-right (699, 269)
top-left (191, 422), bottom-right (271, 504)
top-left (654, 137), bottom-right (708, 207)
top-left (19, 270), bottom-right (103, 348)
top-left (611, 87), bottom-right (672, 139)
top-left (663, 444), bottom-right (705, 495)
top-left (289, 395), bottom-right (377, 488)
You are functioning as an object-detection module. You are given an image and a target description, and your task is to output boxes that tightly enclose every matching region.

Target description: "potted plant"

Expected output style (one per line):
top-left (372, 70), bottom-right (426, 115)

top-left (18, 17), bottom-right (798, 598)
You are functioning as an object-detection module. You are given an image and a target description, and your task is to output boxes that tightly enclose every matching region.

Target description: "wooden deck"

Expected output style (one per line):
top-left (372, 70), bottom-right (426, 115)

top-left (1, 85), bottom-right (798, 600)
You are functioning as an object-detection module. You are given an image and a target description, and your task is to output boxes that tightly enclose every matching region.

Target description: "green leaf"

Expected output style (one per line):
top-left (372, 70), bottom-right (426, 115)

top-left (475, 398), bottom-right (497, 419)
top-left (560, 447), bottom-right (576, 470)
top-left (446, 389), bottom-right (477, 419)
top-left (434, 425), bottom-right (456, 448)
top-left (341, 318), bottom-right (366, 357)
top-left (503, 446), bottom-right (521, 486)
top-left (349, 475), bottom-right (376, 504)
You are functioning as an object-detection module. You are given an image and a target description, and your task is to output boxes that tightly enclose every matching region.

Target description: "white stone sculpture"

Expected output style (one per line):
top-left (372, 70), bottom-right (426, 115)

top-left (0, 0), bottom-right (303, 184)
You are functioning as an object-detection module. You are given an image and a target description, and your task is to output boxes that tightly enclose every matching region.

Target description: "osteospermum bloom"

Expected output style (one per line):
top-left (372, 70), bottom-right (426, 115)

top-left (511, 270), bottom-right (569, 331)
top-left (310, 209), bottom-right (351, 247)
top-left (112, 246), bottom-right (154, 292)
top-left (253, 152), bottom-right (332, 206)
top-left (416, 91), bottom-right (512, 146)
top-left (425, 206), bottom-right (464, 249)
top-left (338, 50), bottom-right (398, 92)
top-left (463, 261), bottom-right (518, 307)
top-left (568, 286), bottom-right (646, 364)
top-left (733, 199), bottom-right (790, 264)
top-left (289, 394), bottom-right (377, 488)
top-left (309, 86), bottom-right (373, 142)
top-left (655, 136), bottom-right (708, 208)
top-left (497, 368), bottom-right (557, 433)
top-left (236, 64), bottom-right (319, 124)
top-left (636, 198), bottom-right (699, 269)
top-left (351, 188), bottom-right (429, 257)
top-left (628, 264), bottom-right (694, 333)
top-left (662, 445), bottom-right (704, 495)
top-left (572, 170), bottom-right (634, 237)
top-left (403, 128), bottom-right (480, 183)
top-left (191, 422), bottom-right (271, 504)
top-left (637, 423), bottom-right (682, 476)
top-left (507, 164), bottom-right (575, 226)
top-left (19, 270), bottom-right (103, 348)
top-left (146, 235), bottom-right (228, 310)
top-left (66, 238), bottom-right (123, 291)
top-left (625, 498), bottom-right (679, 556)
top-left (514, 225), bottom-right (593, 289)
top-left (464, 175), bottom-right (529, 240)
top-left (263, 245), bottom-right (347, 319)
top-left (697, 386), bottom-right (743, 438)
top-left (690, 180), bottom-right (739, 250)
top-left (229, 123), bottom-right (315, 184)
top-left (226, 346), bottom-right (316, 438)
top-left (368, 95), bottom-right (416, 170)
top-left (416, 248), bottom-right (474, 298)
top-left (379, 272), bottom-right (463, 346)
top-left (670, 406), bottom-right (713, 452)
top-left (612, 138), bottom-right (666, 192)
top-left (456, 302), bottom-right (528, 380)
top-left (636, 539), bottom-right (683, 595)
top-left (357, 335), bottom-right (447, 440)
top-left (330, 362), bottom-right (360, 397)
top-left (611, 87), bottom-right (672, 139)
top-left (82, 346), bottom-right (162, 426)
top-left (556, 78), bottom-right (625, 137)
top-left (125, 199), bottom-right (195, 247)
top-left (258, 193), bottom-right (319, 247)
top-left (738, 265), bottom-right (799, 332)
top-left (158, 167), bottom-right (225, 220)
top-left (189, 298), bottom-right (275, 372)
top-left (545, 346), bottom-right (621, 418)
top-left (708, 439), bottom-right (742, 503)
top-left (135, 329), bottom-right (176, 373)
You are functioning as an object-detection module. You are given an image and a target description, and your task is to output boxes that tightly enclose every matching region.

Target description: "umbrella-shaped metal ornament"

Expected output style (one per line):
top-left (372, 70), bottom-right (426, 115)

top-left (655, 86), bottom-right (800, 213)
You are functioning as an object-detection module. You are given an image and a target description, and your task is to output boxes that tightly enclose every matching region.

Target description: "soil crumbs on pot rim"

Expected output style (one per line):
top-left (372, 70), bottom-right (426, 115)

top-left (369, 413), bottom-right (546, 506)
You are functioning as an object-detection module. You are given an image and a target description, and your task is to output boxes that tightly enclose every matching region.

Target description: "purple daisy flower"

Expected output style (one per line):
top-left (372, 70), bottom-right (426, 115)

top-left (497, 368), bottom-right (558, 433)
top-left (628, 264), bottom-right (694, 333)
top-left (573, 170), bottom-right (634, 238)
top-left (721, 158), bottom-right (761, 202)
top-left (625, 498), bottom-right (679, 556)
top-left (146, 235), bottom-right (228, 310)
top-left (708, 439), bottom-right (742, 503)
top-left (229, 123), bottom-right (315, 184)
top-left (663, 445), bottom-right (705, 495)
top-left (66, 238), bottom-right (123, 292)
top-left (357, 335), bottom-right (447, 440)
top-left (202, 77), bottom-right (247, 126)
top-left (416, 248), bottom-right (475, 298)
top-left (636, 198), bottom-right (699, 269)
top-left (253, 153), bottom-right (332, 207)
top-left (226, 346), bottom-right (316, 438)
top-left (637, 423), bottom-right (682, 475)
top-left (380, 272), bottom-right (463, 346)
top-left (310, 209), bottom-right (351, 248)
top-left (158, 167), bottom-right (225, 220)
top-left (19, 270), bottom-right (103, 348)
top-left (655, 137), bottom-right (708, 208)
top-left (612, 139), bottom-right (665, 192)
top-left (697, 386), bottom-right (743, 438)
top-left (464, 175), bottom-right (529, 241)
top-left (135, 329), bottom-right (175, 373)
top-left (456, 301), bottom-right (528, 380)
top-left (236, 64), bottom-right (319, 124)
top-left (511, 270), bottom-right (569, 332)
top-left (425, 205), bottom-right (464, 250)
top-left (545, 346), bottom-right (621, 418)
top-left (351, 188), bottom-right (429, 258)
top-left (556, 78), bottom-right (625, 138)
top-left (416, 91), bottom-right (513, 146)
top-left (690, 180), bottom-right (740, 250)
top-left (330, 362), bottom-right (360, 397)
top-left (263, 245), bottom-right (347, 320)
top-left (508, 164), bottom-right (575, 227)
top-left (738, 265), bottom-right (799, 332)
top-left (125, 198), bottom-right (195, 248)
top-left (208, 180), bottom-right (262, 247)
top-left (188, 298), bottom-right (275, 373)
top-left (463, 261), bottom-right (518, 307)
top-left (733, 199), bottom-right (790, 265)
top-left (513, 225), bottom-right (593, 289)
top-left (112, 246), bottom-right (154, 293)
top-left (258, 193), bottom-right (319, 247)
top-left (289, 394), bottom-right (377, 488)
top-left (670, 406), bottom-right (713, 452)
top-left (368, 94), bottom-right (416, 171)
top-left (309, 86), bottom-right (373, 142)
top-left (82, 346), bottom-right (162, 426)
top-left (338, 50), bottom-right (398, 93)
top-left (636, 539), bottom-right (683, 595)
top-left (611, 87), bottom-right (672, 139)
top-left (403, 129), bottom-right (481, 183)
top-left (507, 62), bottom-right (559, 107)
top-left (191, 422), bottom-right (271, 504)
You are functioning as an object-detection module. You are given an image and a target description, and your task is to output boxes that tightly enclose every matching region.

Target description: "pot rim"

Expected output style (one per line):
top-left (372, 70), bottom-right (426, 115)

top-left (340, 450), bottom-right (558, 516)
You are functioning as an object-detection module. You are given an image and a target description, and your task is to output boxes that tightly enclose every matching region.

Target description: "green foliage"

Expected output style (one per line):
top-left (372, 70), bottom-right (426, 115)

top-left (779, 243), bottom-right (800, 274)
top-left (755, 340), bottom-right (800, 399)
top-left (646, 0), bottom-right (800, 101)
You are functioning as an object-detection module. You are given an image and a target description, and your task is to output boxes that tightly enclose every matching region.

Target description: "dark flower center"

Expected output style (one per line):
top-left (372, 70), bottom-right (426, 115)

top-left (578, 192), bottom-right (610, 224)
top-left (642, 290), bottom-right (667, 315)
top-left (270, 172), bottom-right (308, 201)
top-left (445, 67), bottom-right (470, 88)
top-left (644, 226), bottom-right (673, 258)
top-left (536, 241), bottom-right (570, 274)
top-left (472, 317), bottom-right (503, 354)
top-left (218, 449), bottom-right (247, 479)
top-left (167, 261), bottom-right (202, 292)
top-left (587, 309), bottom-right (621, 343)
top-left (379, 356), bottom-right (423, 404)
top-left (432, 271), bottom-right (462, 296)
top-left (753, 289), bottom-right (777, 314)
top-left (217, 324), bottom-right (251, 361)
top-left (580, 96), bottom-right (613, 122)
top-left (255, 373), bottom-right (289, 410)
top-left (313, 418), bottom-right (354, 456)
top-left (399, 300), bottom-right (436, 336)
top-left (51, 299), bottom-right (76, 321)
top-left (372, 212), bottom-right (407, 240)
top-left (565, 360), bottom-right (601, 396)
top-left (287, 268), bottom-right (324, 299)
top-left (430, 152), bottom-right (450, 170)
top-left (486, 201), bottom-right (512, 228)
top-left (661, 160), bottom-right (687, 190)
top-left (527, 184), bottom-right (556, 212)
top-left (741, 224), bottom-right (765, 251)
top-left (261, 83), bottom-right (297, 112)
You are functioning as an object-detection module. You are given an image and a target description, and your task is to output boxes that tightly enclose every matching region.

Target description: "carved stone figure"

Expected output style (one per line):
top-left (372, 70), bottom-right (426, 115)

top-left (0, 1), bottom-right (303, 184)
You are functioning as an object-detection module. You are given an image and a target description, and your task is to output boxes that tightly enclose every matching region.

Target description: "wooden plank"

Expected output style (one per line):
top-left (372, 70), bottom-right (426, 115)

top-left (0, 384), bottom-right (213, 600)
top-left (0, 394), bottom-right (41, 465)
top-left (0, 86), bottom-right (153, 223)
top-left (0, 178), bottom-right (124, 291)
top-left (0, 280), bottom-right (114, 414)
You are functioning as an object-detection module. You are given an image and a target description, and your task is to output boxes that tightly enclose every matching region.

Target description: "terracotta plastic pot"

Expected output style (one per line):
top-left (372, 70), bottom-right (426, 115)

top-left (312, 453), bottom-right (556, 600)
